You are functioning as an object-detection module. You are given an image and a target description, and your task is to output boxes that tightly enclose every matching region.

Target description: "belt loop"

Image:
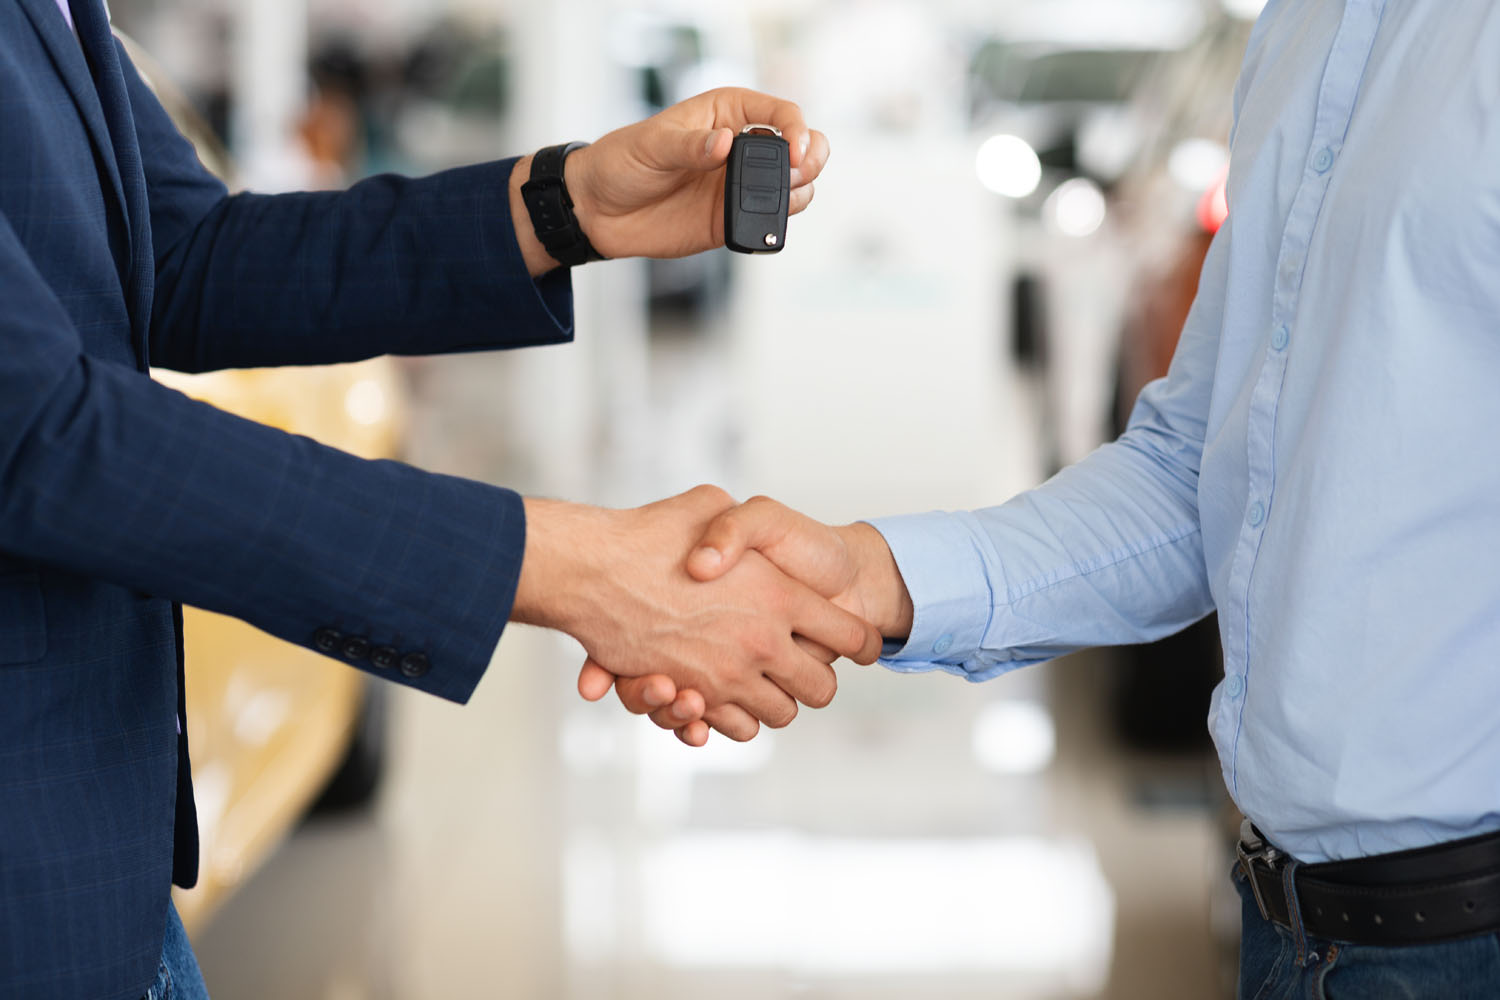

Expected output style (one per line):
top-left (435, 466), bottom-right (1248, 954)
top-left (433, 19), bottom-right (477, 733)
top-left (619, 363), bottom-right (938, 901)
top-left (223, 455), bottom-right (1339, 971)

top-left (1280, 858), bottom-right (1315, 966)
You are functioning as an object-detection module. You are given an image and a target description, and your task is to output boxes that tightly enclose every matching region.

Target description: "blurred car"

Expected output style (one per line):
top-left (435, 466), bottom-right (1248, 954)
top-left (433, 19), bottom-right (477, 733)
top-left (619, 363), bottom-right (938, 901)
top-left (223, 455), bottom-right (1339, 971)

top-left (963, 3), bottom-right (1201, 471)
top-left (1099, 10), bottom-right (1254, 756)
top-left (1109, 11), bottom-right (1251, 431)
top-left (122, 35), bottom-right (407, 934)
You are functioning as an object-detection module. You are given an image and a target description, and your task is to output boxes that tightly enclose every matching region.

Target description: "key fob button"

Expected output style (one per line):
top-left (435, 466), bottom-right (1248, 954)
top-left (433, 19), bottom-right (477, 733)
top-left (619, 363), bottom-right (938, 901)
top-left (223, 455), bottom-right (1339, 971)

top-left (725, 130), bottom-right (789, 254)
top-left (741, 187), bottom-right (781, 214)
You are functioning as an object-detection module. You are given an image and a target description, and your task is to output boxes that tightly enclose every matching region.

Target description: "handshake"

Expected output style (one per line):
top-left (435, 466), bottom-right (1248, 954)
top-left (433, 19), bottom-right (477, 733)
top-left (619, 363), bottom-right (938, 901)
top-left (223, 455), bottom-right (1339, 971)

top-left (512, 485), bottom-right (915, 746)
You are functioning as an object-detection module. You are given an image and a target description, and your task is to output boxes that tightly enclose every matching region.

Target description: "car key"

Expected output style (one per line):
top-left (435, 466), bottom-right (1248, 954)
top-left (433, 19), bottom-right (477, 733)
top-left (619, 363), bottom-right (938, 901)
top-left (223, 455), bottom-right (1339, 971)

top-left (724, 124), bottom-right (790, 253)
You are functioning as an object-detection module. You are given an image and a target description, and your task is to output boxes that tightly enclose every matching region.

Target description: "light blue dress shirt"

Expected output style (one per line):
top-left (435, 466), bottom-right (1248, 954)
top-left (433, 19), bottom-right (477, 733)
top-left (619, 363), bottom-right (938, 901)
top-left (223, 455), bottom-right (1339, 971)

top-left (871, 0), bottom-right (1500, 865)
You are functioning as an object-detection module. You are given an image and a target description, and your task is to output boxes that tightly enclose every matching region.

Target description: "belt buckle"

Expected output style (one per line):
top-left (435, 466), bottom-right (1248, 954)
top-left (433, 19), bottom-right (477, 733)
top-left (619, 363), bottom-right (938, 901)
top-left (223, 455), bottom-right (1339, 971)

top-left (1237, 819), bottom-right (1282, 922)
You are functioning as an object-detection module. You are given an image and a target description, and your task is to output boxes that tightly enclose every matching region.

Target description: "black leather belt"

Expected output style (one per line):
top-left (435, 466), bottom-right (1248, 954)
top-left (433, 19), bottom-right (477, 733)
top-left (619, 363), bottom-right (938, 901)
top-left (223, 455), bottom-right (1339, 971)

top-left (1237, 820), bottom-right (1500, 946)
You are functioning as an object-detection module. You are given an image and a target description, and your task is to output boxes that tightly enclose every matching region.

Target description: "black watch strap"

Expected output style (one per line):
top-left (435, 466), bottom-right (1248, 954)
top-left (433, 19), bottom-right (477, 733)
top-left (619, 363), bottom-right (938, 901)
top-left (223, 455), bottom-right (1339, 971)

top-left (520, 142), bottom-right (606, 267)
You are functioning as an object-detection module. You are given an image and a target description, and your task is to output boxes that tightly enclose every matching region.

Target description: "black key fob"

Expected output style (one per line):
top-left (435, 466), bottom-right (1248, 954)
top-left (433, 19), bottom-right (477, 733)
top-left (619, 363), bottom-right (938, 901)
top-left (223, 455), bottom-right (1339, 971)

top-left (724, 125), bottom-right (790, 254)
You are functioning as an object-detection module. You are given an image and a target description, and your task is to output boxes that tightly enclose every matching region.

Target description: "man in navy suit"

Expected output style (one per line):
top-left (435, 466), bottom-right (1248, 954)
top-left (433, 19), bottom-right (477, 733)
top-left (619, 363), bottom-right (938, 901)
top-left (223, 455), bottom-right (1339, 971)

top-left (0, 0), bottom-right (869, 995)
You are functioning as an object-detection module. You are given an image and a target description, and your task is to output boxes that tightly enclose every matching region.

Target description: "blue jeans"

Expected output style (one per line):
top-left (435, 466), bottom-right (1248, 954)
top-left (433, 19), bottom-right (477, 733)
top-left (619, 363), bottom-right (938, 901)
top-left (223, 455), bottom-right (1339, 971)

top-left (141, 900), bottom-right (210, 1000)
top-left (1233, 862), bottom-right (1500, 998)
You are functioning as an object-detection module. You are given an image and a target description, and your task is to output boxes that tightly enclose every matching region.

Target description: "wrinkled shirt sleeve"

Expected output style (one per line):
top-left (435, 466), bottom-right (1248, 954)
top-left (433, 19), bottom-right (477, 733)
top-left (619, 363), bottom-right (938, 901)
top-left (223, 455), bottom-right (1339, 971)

top-left (871, 212), bottom-right (1233, 681)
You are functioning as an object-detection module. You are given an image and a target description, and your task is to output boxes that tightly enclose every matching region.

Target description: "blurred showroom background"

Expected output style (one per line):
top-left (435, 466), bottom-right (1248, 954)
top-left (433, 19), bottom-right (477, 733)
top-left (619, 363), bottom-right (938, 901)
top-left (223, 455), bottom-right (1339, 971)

top-left (116, 0), bottom-right (1268, 996)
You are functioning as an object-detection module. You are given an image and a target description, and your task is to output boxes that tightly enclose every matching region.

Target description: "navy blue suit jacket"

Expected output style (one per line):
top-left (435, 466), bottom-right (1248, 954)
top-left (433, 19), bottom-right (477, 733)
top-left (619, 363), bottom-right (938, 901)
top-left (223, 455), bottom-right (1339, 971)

top-left (1, 0), bottom-right (573, 994)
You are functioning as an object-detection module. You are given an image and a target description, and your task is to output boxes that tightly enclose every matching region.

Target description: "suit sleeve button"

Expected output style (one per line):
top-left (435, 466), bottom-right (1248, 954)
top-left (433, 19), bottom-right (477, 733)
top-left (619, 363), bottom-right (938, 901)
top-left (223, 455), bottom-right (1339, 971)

top-left (341, 636), bottom-right (371, 661)
top-left (313, 628), bottom-right (343, 653)
top-left (399, 652), bottom-right (431, 678)
top-left (370, 646), bottom-right (399, 670)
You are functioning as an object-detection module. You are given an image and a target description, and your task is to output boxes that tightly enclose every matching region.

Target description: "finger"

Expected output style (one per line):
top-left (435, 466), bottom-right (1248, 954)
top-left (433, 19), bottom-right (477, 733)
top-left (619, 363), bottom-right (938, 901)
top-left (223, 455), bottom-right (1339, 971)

top-left (789, 181), bottom-right (815, 216)
top-left (647, 686), bottom-right (709, 730)
top-left (710, 89), bottom-right (812, 168)
top-left (783, 575), bottom-right (883, 666)
top-left (703, 702), bottom-right (761, 742)
top-left (754, 632), bottom-right (840, 711)
top-left (614, 674), bottom-right (678, 714)
top-left (735, 675), bottom-right (800, 728)
top-left (687, 496), bottom-right (796, 582)
top-left (577, 658), bottom-right (617, 702)
top-left (676, 721), bottom-right (711, 747)
top-left (794, 632), bottom-right (839, 664)
top-left (646, 688), bottom-right (707, 730)
top-left (679, 125), bottom-right (733, 169)
top-left (789, 129), bottom-right (830, 192)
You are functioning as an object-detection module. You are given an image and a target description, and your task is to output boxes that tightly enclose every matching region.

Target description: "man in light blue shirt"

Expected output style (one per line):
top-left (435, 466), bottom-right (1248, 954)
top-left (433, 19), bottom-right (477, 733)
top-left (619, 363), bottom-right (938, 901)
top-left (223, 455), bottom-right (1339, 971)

top-left (591, 0), bottom-right (1500, 993)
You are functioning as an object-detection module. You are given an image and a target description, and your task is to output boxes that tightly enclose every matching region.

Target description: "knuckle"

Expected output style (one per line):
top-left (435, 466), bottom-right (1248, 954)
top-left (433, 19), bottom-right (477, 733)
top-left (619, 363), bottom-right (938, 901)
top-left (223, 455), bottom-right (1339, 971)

top-left (691, 483), bottom-right (733, 507)
top-left (746, 630), bottom-right (779, 663)
top-left (808, 673), bottom-right (838, 710)
top-left (766, 702), bottom-right (798, 729)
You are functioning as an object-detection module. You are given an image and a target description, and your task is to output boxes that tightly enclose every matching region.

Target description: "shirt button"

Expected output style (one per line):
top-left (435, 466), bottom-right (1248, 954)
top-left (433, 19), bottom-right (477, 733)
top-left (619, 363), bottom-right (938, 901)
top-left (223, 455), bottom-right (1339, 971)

top-left (1312, 146), bottom-right (1335, 173)
top-left (1247, 501), bottom-right (1266, 527)
top-left (1224, 675), bottom-right (1246, 699)
top-left (1271, 324), bottom-right (1290, 351)
top-left (932, 634), bottom-right (954, 656)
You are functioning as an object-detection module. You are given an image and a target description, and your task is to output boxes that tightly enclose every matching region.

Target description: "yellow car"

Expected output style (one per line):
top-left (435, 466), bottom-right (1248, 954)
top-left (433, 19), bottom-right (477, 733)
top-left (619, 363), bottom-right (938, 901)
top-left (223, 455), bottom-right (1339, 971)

top-left (124, 35), bottom-right (409, 935)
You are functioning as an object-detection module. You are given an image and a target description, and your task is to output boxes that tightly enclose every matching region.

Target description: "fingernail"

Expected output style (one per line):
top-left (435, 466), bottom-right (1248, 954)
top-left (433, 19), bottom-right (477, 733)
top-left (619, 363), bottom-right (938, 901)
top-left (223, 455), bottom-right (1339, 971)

top-left (643, 686), bottom-right (667, 708)
top-left (694, 546), bottom-right (722, 568)
top-left (800, 132), bottom-right (811, 157)
top-left (705, 131), bottom-right (720, 157)
top-left (672, 701), bottom-right (694, 721)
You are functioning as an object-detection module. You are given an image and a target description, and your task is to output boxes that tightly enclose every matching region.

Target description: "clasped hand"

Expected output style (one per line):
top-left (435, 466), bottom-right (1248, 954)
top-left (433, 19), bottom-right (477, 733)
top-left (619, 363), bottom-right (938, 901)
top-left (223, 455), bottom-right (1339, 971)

top-left (557, 490), bottom-right (914, 747)
top-left (514, 486), bottom-right (896, 740)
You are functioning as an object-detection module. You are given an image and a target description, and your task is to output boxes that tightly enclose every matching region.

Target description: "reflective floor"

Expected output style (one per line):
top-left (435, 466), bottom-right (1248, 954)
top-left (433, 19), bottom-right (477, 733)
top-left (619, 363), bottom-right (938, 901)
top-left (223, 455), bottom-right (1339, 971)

top-left (194, 233), bottom-right (1240, 998)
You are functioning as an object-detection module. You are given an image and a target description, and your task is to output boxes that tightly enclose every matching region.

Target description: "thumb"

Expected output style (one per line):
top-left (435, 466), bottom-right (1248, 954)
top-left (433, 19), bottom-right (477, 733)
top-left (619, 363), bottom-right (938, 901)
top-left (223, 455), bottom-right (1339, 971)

top-left (687, 510), bottom-right (755, 582)
top-left (688, 495), bottom-right (795, 582)
top-left (668, 126), bottom-right (732, 170)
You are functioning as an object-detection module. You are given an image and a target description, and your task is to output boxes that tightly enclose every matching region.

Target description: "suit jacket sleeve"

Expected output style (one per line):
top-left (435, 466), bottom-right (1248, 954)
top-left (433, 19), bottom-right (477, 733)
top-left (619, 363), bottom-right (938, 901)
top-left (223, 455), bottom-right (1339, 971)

top-left (125, 39), bottom-right (573, 373)
top-left (0, 206), bottom-right (525, 703)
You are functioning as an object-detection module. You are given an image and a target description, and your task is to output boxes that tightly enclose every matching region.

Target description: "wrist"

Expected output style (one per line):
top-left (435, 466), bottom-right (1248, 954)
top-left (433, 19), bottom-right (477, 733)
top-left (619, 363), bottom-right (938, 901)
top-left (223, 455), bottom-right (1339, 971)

top-left (517, 143), bottom-right (606, 273)
top-left (839, 522), bottom-right (914, 640)
top-left (514, 497), bottom-right (613, 634)
top-left (508, 156), bottom-right (558, 278)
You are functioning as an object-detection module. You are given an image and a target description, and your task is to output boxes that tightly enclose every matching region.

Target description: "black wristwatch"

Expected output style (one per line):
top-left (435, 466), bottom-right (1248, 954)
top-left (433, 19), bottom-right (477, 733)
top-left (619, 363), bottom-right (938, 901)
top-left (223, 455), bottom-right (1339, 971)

top-left (520, 142), bottom-right (606, 267)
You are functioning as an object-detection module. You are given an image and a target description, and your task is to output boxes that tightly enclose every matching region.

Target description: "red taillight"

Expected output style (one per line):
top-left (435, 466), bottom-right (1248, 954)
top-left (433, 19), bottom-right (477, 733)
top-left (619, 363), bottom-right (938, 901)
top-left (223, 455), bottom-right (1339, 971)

top-left (1196, 167), bottom-right (1229, 233)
